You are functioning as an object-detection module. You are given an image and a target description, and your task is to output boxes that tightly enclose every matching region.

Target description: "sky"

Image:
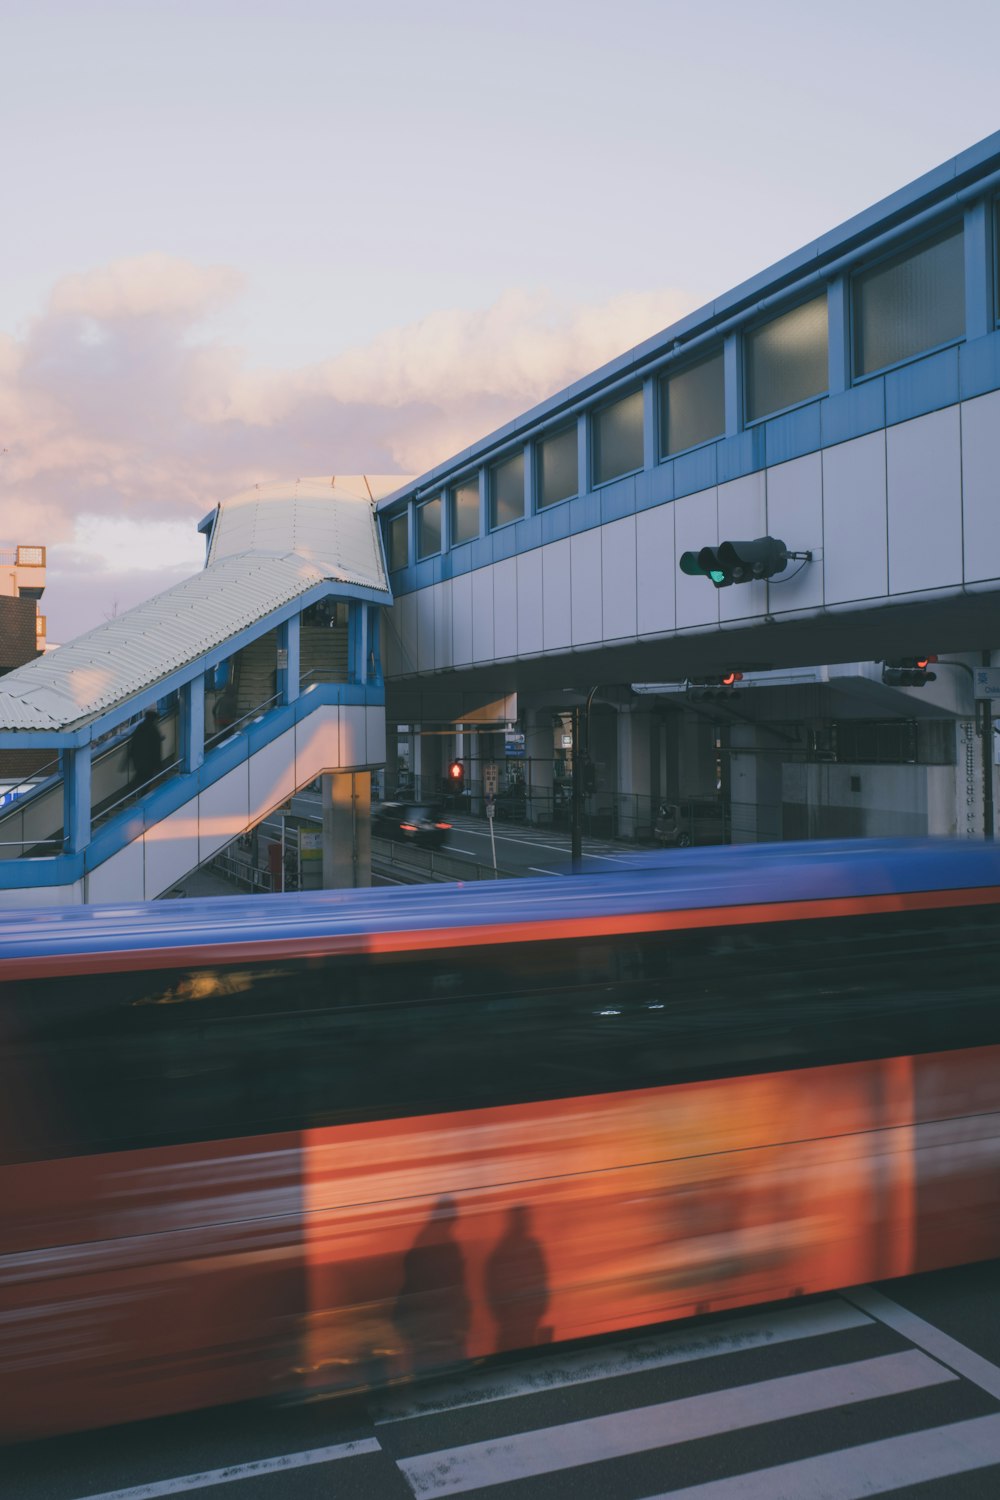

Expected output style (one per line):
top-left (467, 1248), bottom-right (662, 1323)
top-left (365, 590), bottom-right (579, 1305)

top-left (1, 0), bottom-right (999, 642)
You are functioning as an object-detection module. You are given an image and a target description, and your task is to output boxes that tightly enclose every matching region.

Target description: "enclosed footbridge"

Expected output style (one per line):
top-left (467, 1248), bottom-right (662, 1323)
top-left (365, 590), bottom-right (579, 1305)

top-left (0, 477), bottom-right (403, 906)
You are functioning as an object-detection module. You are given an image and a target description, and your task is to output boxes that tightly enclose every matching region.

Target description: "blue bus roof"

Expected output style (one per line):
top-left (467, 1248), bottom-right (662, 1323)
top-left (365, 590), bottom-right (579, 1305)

top-left (1, 839), bottom-right (998, 967)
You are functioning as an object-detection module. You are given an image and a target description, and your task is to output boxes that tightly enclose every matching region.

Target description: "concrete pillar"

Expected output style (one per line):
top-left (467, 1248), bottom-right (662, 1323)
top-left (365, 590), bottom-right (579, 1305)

top-left (278, 615), bottom-right (300, 705)
top-left (321, 770), bottom-right (372, 888)
top-left (728, 723), bottom-right (782, 844)
top-left (525, 710), bottom-right (554, 825)
top-left (617, 705), bottom-right (654, 840)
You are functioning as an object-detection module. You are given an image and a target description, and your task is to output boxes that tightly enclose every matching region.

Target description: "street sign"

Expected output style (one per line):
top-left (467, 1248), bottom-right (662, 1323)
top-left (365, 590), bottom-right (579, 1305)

top-left (483, 762), bottom-right (499, 797)
top-left (504, 731), bottom-right (525, 759)
top-left (973, 667), bottom-right (1000, 701)
top-left (486, 803), bottom-right (495, 820)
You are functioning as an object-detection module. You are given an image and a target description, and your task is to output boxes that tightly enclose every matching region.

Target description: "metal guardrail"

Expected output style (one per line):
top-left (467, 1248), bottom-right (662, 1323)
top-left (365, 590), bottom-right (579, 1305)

top-left (372, 836), bottom-right (520, 883)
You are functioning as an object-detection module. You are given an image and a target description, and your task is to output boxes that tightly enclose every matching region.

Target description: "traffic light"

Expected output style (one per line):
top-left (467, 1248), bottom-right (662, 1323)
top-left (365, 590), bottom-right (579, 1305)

top-left (688, 672), bottom-right (743, 700)
top-left (680, 536), bottom-right (791, 588)
top-left (448, 759), bottom-right (465, 790)
top-left (881, 657), bottom-right (937, 687)
top-left (582, 759), bottom-right (598, 795)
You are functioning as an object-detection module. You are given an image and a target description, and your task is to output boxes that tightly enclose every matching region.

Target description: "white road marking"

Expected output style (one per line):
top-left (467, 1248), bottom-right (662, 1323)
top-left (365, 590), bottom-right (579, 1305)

top-left (644, 1412), bottom-right (1000, 1498)
top-left (396, 1351), bottom-right (951, 1494)
top-left (71, 1438), bottom-right (380, 1500)
top-left (528, 865), bottom-right (561, 876)
top-left (449, 826), bottom-right (624, 860)
top-left (844, 1282), bottom-right (1000, 1400)
top-left (372, 1299), bottom-right (872, 1424)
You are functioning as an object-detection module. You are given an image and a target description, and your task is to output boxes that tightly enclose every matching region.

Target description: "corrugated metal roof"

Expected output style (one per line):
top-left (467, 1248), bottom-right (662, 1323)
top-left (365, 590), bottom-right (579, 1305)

top-left (0, 477), bottom-right (401, 734)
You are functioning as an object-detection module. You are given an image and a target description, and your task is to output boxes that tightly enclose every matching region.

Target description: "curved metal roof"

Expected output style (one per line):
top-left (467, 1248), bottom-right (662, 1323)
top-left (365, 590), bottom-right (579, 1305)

top-left (0, 476), bottom-right (403, 734)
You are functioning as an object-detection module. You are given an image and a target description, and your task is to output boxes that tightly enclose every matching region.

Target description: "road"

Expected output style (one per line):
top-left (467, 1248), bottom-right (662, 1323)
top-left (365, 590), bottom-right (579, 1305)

top-left (10, 1260), bottom-right (1000, 1498)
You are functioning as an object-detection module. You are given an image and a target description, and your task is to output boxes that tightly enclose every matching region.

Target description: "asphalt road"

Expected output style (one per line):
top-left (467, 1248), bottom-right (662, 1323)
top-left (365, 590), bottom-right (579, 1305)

top-left (10, 1260), bottom-right (1000, 1499)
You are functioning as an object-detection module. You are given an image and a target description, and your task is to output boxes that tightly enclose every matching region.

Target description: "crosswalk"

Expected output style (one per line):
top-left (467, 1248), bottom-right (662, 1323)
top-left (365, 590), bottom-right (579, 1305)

top-left (60, 1285), bottom-right (1000, 1500)
top-left (371, 1290), bottom-right (1000, 1498)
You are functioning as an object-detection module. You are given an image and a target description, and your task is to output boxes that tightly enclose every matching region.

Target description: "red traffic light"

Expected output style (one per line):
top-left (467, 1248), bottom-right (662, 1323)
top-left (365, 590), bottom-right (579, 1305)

top-left (448, 760), bottom-right (464, 781)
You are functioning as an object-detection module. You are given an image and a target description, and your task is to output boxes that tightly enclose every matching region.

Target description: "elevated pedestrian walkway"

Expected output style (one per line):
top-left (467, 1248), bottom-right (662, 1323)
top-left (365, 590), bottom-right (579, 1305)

top-left (0, 476), bottom-right (404, 906)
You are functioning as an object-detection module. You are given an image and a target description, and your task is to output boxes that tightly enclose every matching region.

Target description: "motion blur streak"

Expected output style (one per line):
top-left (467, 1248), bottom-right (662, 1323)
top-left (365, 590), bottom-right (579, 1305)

top-left (2, 839), bottom-right (1000, 1439)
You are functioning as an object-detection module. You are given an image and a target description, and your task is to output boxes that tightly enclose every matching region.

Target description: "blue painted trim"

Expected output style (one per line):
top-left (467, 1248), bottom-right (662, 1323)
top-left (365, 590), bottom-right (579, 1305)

top-left (0, 682), bottom-right (384, 891)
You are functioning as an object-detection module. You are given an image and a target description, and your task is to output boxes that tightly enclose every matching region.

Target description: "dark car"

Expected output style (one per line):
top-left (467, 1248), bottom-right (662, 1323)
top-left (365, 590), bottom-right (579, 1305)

top-left (372, 801), bottom-right (452, 850)
top-left (653, 798), bottom-right (729, 848)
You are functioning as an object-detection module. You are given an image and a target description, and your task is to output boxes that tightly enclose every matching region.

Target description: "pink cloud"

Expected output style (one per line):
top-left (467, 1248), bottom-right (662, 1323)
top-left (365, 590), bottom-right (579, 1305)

top-left (0, 255), bottom-right (694, 638)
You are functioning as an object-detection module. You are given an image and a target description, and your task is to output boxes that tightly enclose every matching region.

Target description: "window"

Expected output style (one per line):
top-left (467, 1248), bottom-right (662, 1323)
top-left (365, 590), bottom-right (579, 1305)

top-left (451, 478), bottom-right (480, 546)
top-left (658, 349), bottom-right (725, 457)
top-left (593, 389), bottom-right (644, 485)
top-left (387, 513), bottom-right (408, 571)
top-left (853, 224), bottom-right (965, 378)
top-left (745, 294), bottom-right (828, 423)
top-left (416, 496), bottom-right (442, 559)
top-left (490, 452), bottom-right (524, 529)
top-left (537, 425), bottom-right (578, 508)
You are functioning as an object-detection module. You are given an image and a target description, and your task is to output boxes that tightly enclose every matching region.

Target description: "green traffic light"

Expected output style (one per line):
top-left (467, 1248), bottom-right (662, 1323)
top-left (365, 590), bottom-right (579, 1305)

top-left (708, 569), bottom-right (725, 584)
top-left (679, 551), bottom-right (705, 576)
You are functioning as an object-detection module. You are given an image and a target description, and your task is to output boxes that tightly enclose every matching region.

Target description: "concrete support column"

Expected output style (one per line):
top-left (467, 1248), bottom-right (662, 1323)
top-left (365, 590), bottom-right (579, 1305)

top-left (278, 615), bottom-right (300, 705)
top-left (617, 705), bottom-right (653, 840)
top-left (181, 674), bottom-right (205, 772)
top-left (728, 723), bottom-right (782, 844)
top-left (63, 743), bottom-right (92, 854)
top-left (321, 770), bottom-right (372, 888)
top-left (525, 710), bottom-right (554, 825)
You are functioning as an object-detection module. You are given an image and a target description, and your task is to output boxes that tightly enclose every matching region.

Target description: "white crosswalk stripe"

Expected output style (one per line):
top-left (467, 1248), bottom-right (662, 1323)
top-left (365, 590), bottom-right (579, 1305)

top-left (381, 1292), bottom-right (1000, 1499)
top-left (396, 1352), bottom-right (954, 1495)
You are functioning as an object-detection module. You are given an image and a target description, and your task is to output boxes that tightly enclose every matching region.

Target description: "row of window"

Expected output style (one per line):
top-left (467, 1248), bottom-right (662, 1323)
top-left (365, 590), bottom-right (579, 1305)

top-left (7, 905), bottom-right (999, 1161)
top-left (387, 212), bottom-right (990, 571)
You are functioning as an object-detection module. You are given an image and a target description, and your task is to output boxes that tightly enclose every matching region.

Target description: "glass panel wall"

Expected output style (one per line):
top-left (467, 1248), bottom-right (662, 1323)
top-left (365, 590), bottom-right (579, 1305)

top-left (451, 478), bottom-right (480, 545)
top-left (853, 224), bottom-right (965, 376)
top-left (658, 349), bottom-right (725, 457)
top-left (490, 452), bottom-right (524, 528)
top-left (745, 294), bottom-right (828, 422)
top-left (537, 424), bottom-right (578, 508)
top-left (593, 389), bottom-right (644, 485)
top-left (416, 495), bottom-right (442, 559)
top-left (388, 513), bottom-right (408, 570)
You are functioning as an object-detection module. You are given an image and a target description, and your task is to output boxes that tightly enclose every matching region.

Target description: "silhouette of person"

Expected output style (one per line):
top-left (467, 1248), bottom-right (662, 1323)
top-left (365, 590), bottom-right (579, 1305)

top-left (127, 709), bottom-right (162, 790)
top-left (393, 1197), bottom-right (470, 1373)
top-left (485, 1204), bottom-right (550, 1353)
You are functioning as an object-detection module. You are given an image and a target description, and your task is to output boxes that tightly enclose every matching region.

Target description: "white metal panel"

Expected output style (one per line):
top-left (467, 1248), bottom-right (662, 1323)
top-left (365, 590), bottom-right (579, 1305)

top-left (962, 390), bottom-right (1000, 583)
top-left (766, 453), bottom-right (824, 613)
top-left (718, 472), bottom-right (767, 621)
top-left (365, 704), bottom-right (386, 764)
top-left (340, 704), bottom-right (368, 767)
top-left (416, 584), bottom-right (436, 672)
top-left (542, 539), bottom-right (572, 650)
top-left (248, 726), bottom-right (297, 818)
top-left (601, 516), bottom-right (637, 642)
top-left (198, 762), bottom-right (250, 865)
top-left (434, 581), bottom-right (454, 670)
top-left (472, 566), bottom-right (495, 662)
top-left (571, 530), bottom-right (603, 645)
top-left (451, 573), bottom-right (474, 666)
top-left (822, 431), bottom-right (888, 603)
top-left (86, 838), bottom-right (144, 906)
top-left (516, 549), bottom-right (544, 656)
top-left (636, 504), bottom-right (676, 636)
top-left (143, 804), bottom-right (200, 899)
top-left (674, 487), bottom-right (720, 630)
top-left (492, 558), bottom-right (518, 661)
top-left (887, 407), bottom-right (962, 594)
top-left (295, 707), bottom-right (341, 780)
top-left (0, 880), bottom-right (83, 908)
